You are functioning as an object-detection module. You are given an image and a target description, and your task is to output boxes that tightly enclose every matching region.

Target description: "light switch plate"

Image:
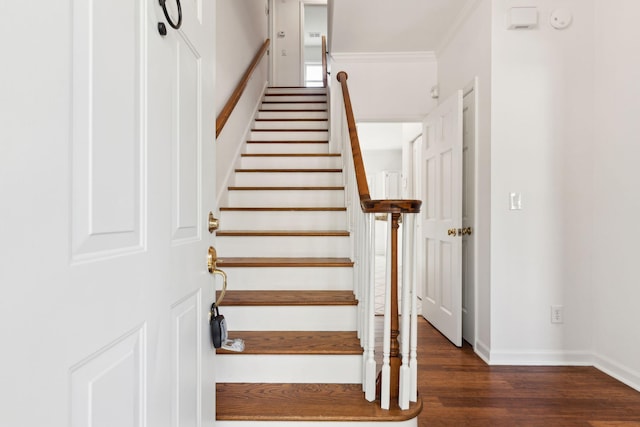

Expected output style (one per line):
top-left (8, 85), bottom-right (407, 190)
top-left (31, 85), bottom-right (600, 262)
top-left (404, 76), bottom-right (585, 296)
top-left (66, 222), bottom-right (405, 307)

top-left (510, 192), bottom-right (522, 210)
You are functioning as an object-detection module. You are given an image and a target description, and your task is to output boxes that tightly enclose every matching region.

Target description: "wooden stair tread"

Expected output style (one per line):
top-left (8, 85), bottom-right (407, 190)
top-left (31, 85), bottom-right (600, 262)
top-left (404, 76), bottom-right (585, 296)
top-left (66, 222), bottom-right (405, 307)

top-left (217, 257), bottom-right (353, 267)
top-left (216, 383), bottom-right (423, 422)
top-left (251, 128), bottom-right (327, 132)
top-left (219, 207), bottom-right (346, 211)
top-left (228, 186), bottom-right (344, 191)
top-left (218, 290), bottom-right (357, 306)
top-left (254, 118), bottom-right (328, 122)
top-left (235, 168), bottom-right (342, 173)
top-left (241, 153), bottom-right (339, 157)
top-left (258, 109), bottom-right (328, 112)
top-left (216, 331), bottom-right (361, 355)
top-left (217, 230), bottom-right (349, 237)
top-left (246, 140), bottom-right (328, 143)
top-left (262, 101), bottom-right (326, 104)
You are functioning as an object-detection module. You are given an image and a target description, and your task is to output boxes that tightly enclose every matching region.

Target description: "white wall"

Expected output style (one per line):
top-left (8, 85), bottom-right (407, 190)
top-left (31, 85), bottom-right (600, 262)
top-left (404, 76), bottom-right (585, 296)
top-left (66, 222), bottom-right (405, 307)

top-left (330, 53), bottom-right (438, 126)
top-left (215, 0), bottom-right (269, 200)
top-left (591, 0), bottom-right (640, 389)
top-left (436, 0), bottom-right (492, 359)
top-left (489, 0), bottom-right (595, 364)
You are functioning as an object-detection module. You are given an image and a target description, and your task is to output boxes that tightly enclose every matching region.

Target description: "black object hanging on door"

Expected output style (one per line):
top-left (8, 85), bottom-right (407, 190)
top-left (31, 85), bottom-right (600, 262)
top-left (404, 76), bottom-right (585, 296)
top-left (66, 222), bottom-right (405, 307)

top-left (160, 0), bottom-right (182, 30)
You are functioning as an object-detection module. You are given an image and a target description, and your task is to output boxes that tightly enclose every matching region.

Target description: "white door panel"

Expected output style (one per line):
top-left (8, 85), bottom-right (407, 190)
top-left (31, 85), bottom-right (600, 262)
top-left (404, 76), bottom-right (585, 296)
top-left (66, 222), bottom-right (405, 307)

top-left (0, 1), bottom-right (216, 426)
top-left (421, 90), bottom-right (463, 347)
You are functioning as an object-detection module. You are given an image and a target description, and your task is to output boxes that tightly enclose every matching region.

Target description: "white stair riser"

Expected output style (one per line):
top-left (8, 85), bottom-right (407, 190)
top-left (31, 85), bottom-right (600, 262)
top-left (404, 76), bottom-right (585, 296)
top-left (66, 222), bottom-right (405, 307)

top-left (264, 95), bottom-right (327, 103)
top-left (240, 156), bottom-right (340, 169)
top-left (234, 172), bottom-right (342, 187)
top-left (253, 120), bottom-right (328, 130)
top-left (216, 419), bottom-right (419, 427)
top-left (227, 190), bottom-right (344, 207)
top-left (216, 355), bottom-right (361, 383)
top-left (222, 306), bottom-right (357, 331)
top-left (266, 88), bottom-right (326, 95)
top-left (261, 103), bottom-right (326, 111)
top-left (219, 210), bottom-right (348, 231)
top-left (257, 110), bottom-right (328, 120)
top-left (220, 267), bottom-right (353, 291)
top-left (245, 142), bottom-right (329, 155)
top-left (250, 130), bottom-right (329, 141)
top-left (217, 236), bottom-right (350, 257)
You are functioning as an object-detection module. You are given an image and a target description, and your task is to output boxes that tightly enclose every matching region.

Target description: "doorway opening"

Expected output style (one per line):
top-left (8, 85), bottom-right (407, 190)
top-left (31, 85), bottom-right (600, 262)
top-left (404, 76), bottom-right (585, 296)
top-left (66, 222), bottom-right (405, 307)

top-left (301, 3), bottom-right (327, 87)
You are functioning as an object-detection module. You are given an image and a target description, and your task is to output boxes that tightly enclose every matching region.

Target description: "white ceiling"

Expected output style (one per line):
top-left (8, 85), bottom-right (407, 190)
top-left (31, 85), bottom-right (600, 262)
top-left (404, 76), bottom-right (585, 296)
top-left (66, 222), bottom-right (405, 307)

top-left (328, 0), bottom-right (474, 53)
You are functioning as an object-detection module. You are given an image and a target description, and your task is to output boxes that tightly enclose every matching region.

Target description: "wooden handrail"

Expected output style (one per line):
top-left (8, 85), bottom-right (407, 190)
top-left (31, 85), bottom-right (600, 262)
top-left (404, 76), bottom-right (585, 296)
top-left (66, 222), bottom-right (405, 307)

top-left (336, 70), bottom-right (421, 404)
top-left (336, 71), bottom-right (421, 215)
top-left (322, 36), bottom-right (328, 88)
top-left (216, 39), bottom-right (270, 138)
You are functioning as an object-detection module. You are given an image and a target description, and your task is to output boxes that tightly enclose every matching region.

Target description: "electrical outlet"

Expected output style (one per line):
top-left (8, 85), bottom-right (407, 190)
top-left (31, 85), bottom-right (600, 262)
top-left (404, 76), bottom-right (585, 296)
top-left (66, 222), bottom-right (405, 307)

top-left (551, 305), bottom-right (564, 324)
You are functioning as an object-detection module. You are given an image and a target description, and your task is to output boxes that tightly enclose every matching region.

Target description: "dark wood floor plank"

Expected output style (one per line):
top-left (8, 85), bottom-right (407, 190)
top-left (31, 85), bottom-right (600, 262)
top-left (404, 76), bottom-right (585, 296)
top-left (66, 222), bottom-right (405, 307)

top-left (217, 257), bottom-right (353, 267)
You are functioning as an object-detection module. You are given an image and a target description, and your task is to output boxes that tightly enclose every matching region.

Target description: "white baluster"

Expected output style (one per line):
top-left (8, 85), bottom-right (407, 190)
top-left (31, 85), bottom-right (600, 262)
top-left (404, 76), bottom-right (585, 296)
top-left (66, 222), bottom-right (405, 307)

top-left (380, 214), bottom-right (392, 410)
top-left (409, 214), bottom-right (418, 402)
top-left (364, 212), bottom-right (376, 401)
top-left (399, 214), bottom-right (413, 409)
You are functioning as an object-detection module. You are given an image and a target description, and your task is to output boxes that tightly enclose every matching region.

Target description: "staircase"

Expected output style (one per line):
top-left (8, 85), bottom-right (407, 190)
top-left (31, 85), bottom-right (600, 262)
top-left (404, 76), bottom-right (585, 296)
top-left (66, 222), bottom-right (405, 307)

top-left (215, 87), bottom-right (421, 426)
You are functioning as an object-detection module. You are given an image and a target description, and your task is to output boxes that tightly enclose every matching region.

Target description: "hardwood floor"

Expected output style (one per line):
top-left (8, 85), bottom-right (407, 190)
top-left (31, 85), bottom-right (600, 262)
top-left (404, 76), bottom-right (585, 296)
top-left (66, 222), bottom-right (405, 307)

top-left (415, 318), bottom-right (640, 426)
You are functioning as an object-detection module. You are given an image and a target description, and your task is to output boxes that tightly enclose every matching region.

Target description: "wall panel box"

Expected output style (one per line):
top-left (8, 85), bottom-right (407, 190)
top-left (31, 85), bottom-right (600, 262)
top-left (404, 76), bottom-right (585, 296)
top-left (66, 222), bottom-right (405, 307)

top-left (507, 7), bottom-right (538, 30)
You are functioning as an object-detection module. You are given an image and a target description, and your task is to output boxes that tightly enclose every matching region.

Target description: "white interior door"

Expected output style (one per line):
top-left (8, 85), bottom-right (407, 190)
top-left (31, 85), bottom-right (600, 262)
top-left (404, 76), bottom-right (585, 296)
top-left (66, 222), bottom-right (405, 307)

top-left (462, 82), bottom-right (477, 346)
top-left (420, 90), bottom-right (464, 347)
top-left (0, 1), bottom-right (216, 426)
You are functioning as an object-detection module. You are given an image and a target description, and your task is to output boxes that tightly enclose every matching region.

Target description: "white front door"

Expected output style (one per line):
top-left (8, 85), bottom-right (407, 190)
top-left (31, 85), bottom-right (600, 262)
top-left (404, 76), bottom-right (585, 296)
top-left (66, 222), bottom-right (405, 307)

top-left (0, 1), bottom-right (216, 426)
top-left (420, 90), bottom-right (464, 347)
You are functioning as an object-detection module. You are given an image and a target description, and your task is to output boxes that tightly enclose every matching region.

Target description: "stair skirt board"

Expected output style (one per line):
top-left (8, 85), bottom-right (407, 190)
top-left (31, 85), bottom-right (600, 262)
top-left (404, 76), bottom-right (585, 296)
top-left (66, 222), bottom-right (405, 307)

top-left (218, 210), bottom-right (348, 231)
top-left (220, 267), bottom-right (352, 291)
top-left (216, 354), bottom-right (362, 383)
top-left (220, 306), bottom-right (357, 331)
top-left (216, 235), bottom-right (350, 257)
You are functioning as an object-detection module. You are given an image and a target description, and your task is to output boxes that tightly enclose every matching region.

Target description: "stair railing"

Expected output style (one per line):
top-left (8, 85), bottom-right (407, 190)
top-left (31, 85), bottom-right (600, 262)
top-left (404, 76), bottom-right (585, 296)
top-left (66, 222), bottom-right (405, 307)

top-left (322, 35), bottom-right (328, 88)
top-left (216, 38), bottom-right (270, 138)
top-left (336, 71), bottom-right (421, 410)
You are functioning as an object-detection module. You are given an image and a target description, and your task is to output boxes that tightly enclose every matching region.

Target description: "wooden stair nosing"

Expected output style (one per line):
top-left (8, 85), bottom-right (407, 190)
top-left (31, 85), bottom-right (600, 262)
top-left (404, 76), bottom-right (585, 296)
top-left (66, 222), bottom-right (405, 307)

top-left (241, 153), bottom-right (340, 157)
top-left (219, 207), bottom-right (347, 212)
top-left (216, 230), bottom-right (349, 237)
top-left (217, 290), bottom-right (357, 306)
top-left (216, 383), bottom-right (423, 422)
top-left (262, 101), bottom-right (327, 104)
top-left (251, 128), bottom-right (328, 132)
top-left (227, 186), bottom-right (344, 191)
top-left (246, 139), bottom-right (329, 144)
top-left (216, 331), bottom-right (362, 355)
top-left (234, 168), bottom-right (342, 173)
top-left (254, 118), bottom-right (328, 122)
top-left (258, 109), bottom-right (328, 113)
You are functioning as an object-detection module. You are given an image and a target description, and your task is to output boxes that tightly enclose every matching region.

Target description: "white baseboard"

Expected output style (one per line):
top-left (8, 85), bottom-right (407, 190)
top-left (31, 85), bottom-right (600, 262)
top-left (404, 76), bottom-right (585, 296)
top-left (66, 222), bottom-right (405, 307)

top-left (487, 349), bottom-right (593, 366)
top-left (593, 352), bottom-right (640, 392)
top-left (474, 339), bottom-right (490, 364)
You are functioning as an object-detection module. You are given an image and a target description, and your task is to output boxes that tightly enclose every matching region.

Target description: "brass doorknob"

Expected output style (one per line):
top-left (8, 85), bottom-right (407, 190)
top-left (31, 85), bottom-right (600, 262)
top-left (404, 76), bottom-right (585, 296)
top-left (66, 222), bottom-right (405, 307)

top-left (208, 212), bottom-right (220, 233)
top-left (208, 246), bottom-right (227, 305)
top-left (447, 228), bottom-right (457, 236)
top-left (461, 227), bottom-right (473, 236)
